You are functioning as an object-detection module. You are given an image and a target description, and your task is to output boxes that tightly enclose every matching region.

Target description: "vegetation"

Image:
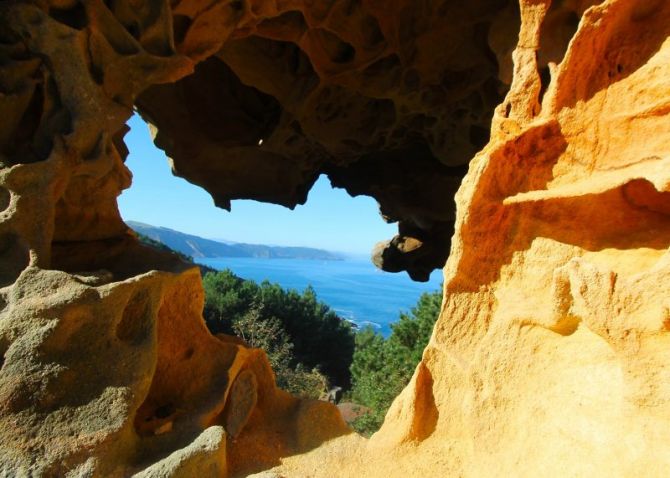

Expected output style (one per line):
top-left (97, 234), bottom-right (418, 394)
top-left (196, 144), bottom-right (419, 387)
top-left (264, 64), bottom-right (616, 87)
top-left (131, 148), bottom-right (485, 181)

top-left (229, 303), bottom-right (328, 398)
top-left (135, 231), bottom-right (442, 431)
top-left (349, 289), bottom-right (442, 436)
top-left (202, 270), bottom-right (355, 397)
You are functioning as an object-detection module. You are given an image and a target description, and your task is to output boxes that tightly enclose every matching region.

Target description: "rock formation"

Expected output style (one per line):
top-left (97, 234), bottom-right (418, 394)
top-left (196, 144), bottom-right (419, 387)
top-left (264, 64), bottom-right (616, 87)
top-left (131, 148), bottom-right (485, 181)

top-left (1, 0), bottom-right (669, 476)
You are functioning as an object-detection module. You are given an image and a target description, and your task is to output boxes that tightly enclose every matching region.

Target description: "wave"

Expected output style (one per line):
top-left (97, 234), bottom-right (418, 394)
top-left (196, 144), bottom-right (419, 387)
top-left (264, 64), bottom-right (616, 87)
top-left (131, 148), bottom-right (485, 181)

top-left (354, 320), bottom-right (382, 330)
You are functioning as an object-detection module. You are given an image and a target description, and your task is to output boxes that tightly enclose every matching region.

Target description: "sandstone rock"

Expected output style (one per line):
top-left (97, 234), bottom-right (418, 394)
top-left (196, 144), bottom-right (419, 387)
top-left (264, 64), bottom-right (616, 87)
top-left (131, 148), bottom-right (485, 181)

top-left (136, 0), bottom-right (510, 279)
top-left (133, 426), bottom-right (227, 478)
top-left (1, 0), bottom-right (669, 476)
top-left (224, 369), bottom-right (258, 439)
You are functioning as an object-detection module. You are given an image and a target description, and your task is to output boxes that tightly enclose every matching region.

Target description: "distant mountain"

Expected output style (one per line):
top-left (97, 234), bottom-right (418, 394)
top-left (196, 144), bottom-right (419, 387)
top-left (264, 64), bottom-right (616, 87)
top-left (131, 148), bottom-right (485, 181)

top-left (128, 221), bottom-right (344, 261)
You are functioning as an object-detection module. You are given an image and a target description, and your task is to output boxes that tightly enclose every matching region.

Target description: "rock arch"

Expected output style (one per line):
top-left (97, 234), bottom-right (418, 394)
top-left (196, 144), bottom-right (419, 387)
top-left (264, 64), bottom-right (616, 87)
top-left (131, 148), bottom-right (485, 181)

top-left (1, 0), bottom-right (670, 476)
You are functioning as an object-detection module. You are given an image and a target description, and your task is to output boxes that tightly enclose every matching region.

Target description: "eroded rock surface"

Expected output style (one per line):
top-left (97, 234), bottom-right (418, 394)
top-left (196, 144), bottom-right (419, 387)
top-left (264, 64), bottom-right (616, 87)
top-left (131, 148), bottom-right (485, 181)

top-left (135, 0), bottom-right (515, 280)
top-left (271, 1), bottom-right (670, 476)
top-left (1, 0), bottom-right (670, 476)
top-left (0, 1), bottom-right (350, 476)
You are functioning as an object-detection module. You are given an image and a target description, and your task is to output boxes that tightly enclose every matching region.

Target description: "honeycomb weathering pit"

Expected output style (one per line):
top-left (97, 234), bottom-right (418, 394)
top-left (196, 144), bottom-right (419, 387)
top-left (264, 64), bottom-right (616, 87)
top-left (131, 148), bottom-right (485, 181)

top-left (1, 0), bottom-right (670, 476)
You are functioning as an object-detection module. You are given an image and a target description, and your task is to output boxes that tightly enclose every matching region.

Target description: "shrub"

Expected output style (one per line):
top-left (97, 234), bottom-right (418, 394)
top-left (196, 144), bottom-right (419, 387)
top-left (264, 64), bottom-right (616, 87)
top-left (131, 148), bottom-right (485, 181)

top-left (349, 289), bottom-right (442, 436)
top-left (202, 270), bottom-right (355, 392)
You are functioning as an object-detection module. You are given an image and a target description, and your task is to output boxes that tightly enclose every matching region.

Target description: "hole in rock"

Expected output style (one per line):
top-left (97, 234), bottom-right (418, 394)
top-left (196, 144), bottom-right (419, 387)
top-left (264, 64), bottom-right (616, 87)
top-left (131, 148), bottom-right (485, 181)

top-left (49, 2), bottom-right (88, 30)
top-left (532, 4), bottom-right (581, 109)
top-left (144, 56), bottom-right (282, 146)
top-left (504, 102), bottom-right (512, 118)
top-left (118, 114), bottom-right (445, 435)
top-left (0, 335), bottom-right (8, 373)
top-left (4, 79), bottom-right (46, 165)
top-left (538, 8), bottom-right (580, 69)
top-left (0, 187), bottom-right (10, 213)
top-left (310, 29), bottom-right (356, 64)
top-left (230, 0), bottom-right (244, 13)
top-left (172, 15), bottom-right (191, 45)
top-left (182, 347), bottom-right (194, 360)
top-left (89, 59), bottom-right (104, 85)
top-left (538, 64), bottom-right (551, 105)
top-left (3, 73), bottom-right (71, 166)
top-left (0, 233), bottom-right (30, 288)
top-left (153, 403), bottom-right (175, 420)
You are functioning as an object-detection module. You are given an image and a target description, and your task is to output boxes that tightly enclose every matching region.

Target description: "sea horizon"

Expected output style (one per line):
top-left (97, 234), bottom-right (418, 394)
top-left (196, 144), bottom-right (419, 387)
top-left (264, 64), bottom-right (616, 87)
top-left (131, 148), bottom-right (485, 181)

top-left (197, 255), bottom-right (443, 337)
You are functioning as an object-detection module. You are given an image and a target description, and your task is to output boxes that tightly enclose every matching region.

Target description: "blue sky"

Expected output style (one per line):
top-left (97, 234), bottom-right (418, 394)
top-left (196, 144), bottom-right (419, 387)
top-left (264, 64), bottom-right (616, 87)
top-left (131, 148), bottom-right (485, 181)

top-left (118, 114), bottom-right (397, 255)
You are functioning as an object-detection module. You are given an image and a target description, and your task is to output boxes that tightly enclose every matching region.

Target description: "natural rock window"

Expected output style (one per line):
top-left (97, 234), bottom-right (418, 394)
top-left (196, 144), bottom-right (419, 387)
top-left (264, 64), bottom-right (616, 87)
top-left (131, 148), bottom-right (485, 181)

top-left (117, 113), bottom-right (443, 323)
top-left (2, 0), bottom-right (670, 476)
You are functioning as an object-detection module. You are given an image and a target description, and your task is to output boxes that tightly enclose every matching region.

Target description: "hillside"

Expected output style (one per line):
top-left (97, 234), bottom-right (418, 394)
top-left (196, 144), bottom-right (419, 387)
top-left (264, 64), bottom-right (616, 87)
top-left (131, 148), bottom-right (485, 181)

top-left (127, 221), bottom-right (344, 260)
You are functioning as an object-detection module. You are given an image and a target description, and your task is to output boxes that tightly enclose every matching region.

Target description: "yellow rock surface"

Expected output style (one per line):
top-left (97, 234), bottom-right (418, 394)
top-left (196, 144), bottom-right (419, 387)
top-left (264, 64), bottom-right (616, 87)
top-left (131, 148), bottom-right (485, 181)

top-left (263, 1), bottom-right (670, 476)
top-left (1, 0), bottom-right (669, 476)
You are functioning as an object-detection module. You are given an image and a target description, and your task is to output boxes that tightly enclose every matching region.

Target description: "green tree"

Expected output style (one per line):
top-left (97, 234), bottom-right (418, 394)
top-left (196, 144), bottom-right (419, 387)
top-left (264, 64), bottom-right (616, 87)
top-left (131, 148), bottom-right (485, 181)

top-left (202, 270), bottom-right (257, 335)
top-left (231, 303), bottom-right (328, 399)
top-left (202, 270), bottom-right (355, 389)
top-left (349, 289), bottom-right (442, 436)
top-left (137, 237), bottom-right (347, 399)
top-left (232, 303), bottom-right (294, 371)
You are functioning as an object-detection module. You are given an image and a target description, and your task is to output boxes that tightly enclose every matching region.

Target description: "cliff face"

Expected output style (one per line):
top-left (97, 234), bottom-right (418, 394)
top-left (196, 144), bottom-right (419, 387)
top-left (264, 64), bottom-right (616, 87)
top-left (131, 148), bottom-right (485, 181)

top-left (1, 0), bottom-right (669, 476)
top-left (372, 1), bottom-right (670, 475)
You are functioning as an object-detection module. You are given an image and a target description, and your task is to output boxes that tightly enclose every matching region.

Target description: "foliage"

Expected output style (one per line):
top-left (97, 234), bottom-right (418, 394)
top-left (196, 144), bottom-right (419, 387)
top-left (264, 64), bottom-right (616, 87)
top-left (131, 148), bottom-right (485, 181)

top-left (202, 269), bottom-right (355, 392)
top-left (279, 363), bottom-right (329, 400)
top-left (349, 289), bottom-right (442, 436)
top-left (231, 303), bottom-right (328, 399)
top-left (133, 233), bottom-right (441, 425)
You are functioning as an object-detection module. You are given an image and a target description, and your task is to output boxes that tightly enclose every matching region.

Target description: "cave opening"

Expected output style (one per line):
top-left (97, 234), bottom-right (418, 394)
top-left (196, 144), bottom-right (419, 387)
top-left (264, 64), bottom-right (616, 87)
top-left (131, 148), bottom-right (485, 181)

top-left (4, 0), bottom-right (670, 474)
top-left (80, 1), bottom-right (512, 445)
top-left (118, 114), bottom-right (443, 333)
top-left (0, 0), bottom-right (530, 472)
top-left (118, 112), bottom-right (444, 433)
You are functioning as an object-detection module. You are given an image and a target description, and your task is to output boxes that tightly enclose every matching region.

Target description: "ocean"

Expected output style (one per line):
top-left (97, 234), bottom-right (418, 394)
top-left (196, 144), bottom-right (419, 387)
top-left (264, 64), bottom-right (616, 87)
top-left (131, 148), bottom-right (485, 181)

top-left (197, 257), bottom-right (443, 337)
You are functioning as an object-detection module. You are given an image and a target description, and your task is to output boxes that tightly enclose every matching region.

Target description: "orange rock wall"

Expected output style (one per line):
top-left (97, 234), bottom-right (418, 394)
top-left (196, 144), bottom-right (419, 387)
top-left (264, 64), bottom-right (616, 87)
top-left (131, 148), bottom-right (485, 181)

top-left (235, 1), bottom-right (670, 476)
top-left (1, 0), bottom-right (670, 476)
top-left (374, 1), bottom-right (670, 475)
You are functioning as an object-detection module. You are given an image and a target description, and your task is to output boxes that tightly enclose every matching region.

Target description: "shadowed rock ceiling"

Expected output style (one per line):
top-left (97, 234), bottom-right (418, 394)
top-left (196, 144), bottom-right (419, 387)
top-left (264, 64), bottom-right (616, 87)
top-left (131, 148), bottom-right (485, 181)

top-left (0, 0), bottom-right (592, 280)
top-left (136, 0), bottom-right (519, 280)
